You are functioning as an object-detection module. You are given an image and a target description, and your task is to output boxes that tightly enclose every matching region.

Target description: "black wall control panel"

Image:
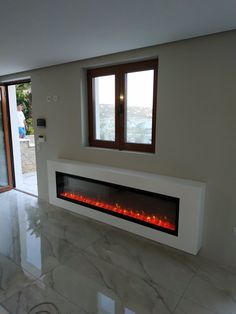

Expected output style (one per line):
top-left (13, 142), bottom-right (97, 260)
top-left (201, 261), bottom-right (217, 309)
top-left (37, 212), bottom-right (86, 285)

top-left (37, 118), bottom-right (46, 127)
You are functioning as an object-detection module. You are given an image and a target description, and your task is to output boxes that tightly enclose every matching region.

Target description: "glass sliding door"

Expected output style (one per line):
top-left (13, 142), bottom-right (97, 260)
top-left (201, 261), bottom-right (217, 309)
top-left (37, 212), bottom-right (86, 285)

top-left (0, 86), bottom-right (13, 192)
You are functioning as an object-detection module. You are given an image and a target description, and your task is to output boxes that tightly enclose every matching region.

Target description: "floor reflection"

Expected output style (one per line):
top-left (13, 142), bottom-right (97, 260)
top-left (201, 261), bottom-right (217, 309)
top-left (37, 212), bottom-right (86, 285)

top-left (0, 192), bottom-right (43, 277)
top-left (97, 293), bottom-right (136, 314)
top-left (98, 293), bottom-right (115, 314)
top-left (19, 206), bottom-right (42, 277)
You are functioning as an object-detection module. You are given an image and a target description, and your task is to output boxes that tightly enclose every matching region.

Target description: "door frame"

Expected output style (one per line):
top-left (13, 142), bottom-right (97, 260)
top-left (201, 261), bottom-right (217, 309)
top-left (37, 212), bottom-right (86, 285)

top-left (0, 85), bottom-right (14, 192)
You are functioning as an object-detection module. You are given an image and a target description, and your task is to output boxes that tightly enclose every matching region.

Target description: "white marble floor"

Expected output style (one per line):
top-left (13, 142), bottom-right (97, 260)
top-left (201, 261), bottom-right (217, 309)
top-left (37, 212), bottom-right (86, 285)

top-left (0, 190), bottom-right (235, 314)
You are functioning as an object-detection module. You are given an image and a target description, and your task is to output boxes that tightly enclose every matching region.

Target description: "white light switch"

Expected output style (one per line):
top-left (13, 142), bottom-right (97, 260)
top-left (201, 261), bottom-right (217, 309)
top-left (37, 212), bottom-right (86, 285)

top-left (38, 135), bottom-right (46, 143)
top-left (53, 95), bottom-right (58, 102)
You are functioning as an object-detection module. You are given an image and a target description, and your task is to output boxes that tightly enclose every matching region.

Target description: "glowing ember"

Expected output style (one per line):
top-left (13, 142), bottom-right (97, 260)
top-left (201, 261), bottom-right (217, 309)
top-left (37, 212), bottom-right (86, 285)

top-left (60, 191), bottom-right (176, 231)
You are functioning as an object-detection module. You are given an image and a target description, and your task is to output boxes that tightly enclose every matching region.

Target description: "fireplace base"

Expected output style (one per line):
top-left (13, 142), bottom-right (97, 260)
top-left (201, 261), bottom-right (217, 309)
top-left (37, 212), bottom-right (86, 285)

top-left (47, 159), bottom-right (205, 254)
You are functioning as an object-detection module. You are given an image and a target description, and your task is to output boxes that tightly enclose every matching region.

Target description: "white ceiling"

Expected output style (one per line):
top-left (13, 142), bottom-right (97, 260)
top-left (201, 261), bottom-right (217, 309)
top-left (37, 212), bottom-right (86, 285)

top-left (1, 0), bottom-right (236, 76)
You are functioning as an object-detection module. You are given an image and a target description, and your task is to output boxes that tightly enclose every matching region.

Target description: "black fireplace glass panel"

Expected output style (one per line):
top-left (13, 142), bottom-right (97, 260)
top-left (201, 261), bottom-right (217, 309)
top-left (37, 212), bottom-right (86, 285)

top-left (56, 172), bottom-right (179, 236)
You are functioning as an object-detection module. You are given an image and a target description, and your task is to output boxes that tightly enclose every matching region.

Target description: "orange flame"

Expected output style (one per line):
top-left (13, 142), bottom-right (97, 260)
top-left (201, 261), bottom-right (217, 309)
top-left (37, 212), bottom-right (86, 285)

top-left (60, 191), bottom-right (176, 231)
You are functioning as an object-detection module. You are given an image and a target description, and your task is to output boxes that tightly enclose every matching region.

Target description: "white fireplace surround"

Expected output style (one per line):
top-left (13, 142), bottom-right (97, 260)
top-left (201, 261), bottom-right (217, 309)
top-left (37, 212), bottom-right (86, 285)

top-left (47, 159), bottom-right (206, 255)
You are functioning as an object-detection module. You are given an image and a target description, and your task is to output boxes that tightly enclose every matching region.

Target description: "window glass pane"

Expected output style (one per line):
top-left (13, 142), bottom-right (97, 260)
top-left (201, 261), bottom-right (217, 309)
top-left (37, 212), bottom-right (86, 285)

top-left (94, 75), bottom-right (115, 141)
top-left (125, 70), bottom-right (154, 144)
top-left (0, 94), bottom-right (9, 187)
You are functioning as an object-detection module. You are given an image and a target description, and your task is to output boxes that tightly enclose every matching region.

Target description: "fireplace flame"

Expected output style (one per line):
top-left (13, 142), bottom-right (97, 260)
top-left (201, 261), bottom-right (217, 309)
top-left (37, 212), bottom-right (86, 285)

top-left (60, 191), bottom-right (176, 231)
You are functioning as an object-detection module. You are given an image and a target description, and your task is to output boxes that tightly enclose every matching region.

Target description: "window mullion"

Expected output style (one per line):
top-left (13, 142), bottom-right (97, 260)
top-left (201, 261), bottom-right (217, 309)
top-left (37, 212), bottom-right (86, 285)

top-left (116, 69), bottom-right (125, 150)
top-left (151, 65), bottom-right (158, 147)
top-left (115, 71), bottom-right (119, 148)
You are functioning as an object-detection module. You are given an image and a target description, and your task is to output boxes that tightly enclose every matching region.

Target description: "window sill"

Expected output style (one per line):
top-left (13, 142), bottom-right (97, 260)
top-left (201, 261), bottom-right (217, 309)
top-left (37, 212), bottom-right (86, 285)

top-left (82, 145), bottom-right (155, 156)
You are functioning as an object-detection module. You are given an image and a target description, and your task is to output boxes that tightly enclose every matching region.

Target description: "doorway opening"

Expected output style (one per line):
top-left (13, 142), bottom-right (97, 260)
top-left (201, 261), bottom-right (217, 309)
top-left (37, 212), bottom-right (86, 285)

top-left (7, 81), bottom-right (38, 196)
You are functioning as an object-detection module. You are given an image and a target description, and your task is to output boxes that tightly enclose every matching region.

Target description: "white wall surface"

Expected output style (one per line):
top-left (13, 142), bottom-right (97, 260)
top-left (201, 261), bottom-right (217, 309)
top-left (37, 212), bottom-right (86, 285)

top-left (1, 30), bottom-right (236, 270)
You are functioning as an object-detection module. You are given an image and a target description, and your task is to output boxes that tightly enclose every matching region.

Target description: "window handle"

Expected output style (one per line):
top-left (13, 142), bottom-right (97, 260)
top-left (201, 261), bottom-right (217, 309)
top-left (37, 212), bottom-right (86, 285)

top-left (118, 103), bottom-right (123, 116)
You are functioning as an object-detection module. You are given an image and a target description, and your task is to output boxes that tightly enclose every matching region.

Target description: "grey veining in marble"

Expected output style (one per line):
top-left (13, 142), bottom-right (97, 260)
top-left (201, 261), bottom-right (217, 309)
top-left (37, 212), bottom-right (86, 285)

top-left (1, 280), bottom-right (83, 314)
top-left (0, 253), bottom-right (35, 303)
top-left (173, 298), bottom-right (216, 314)
top-left (85, 230), bottom-right (197, 296)
top-left (0, 304), bottom-right (11, 314)
top-left (0, 190), bottom-right (235, 314)
top-left (40, 249), bottom-right (181, 314)
top-left (183, 265), bottom-right (236, 314)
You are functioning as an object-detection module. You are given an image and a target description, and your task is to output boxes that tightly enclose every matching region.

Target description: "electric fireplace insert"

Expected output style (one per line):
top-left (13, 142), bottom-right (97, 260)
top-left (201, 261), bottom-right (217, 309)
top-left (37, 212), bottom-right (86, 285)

top-left (56, 171), bottom-right (179, 236)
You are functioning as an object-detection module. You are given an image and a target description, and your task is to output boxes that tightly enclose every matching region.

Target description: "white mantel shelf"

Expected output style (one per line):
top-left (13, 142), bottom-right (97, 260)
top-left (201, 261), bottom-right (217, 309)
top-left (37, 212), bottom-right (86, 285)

top-left (47, 159), bottom-right (206, 255)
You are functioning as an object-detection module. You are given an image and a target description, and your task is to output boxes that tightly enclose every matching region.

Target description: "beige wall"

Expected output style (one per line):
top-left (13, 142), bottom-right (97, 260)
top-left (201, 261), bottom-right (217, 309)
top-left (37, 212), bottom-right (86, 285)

top-left (1, 30), bottom-right (236, 269)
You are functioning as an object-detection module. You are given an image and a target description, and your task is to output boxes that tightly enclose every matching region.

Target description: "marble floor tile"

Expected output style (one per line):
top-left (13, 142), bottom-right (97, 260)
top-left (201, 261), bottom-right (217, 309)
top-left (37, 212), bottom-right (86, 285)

top-left (183, 271), bottom-right (236, 314)
top-left (85, 230), bottom-right (197, 297)
top-left (40, 213), bottom-right (113, 250)
top-left (1, 190), bottom-right (236, 314)
top-left (1, 280), bottom-right (83, 314)
top-left (0, 253), bottom-right (35, 303)
top-left (174, 298), bottom-right (216, 314)
top-left (0, 304), bottom-right (11, 314)
top-left (39, 249), bottom-right (181, 314)
top-left (0, 193), bottom-right (83, 278)
top-left (195, 258), bottom-right (236, 297)
top-left (22, 194), bottom-right (114, 250)
top-left (0, 190), bottom-right (40, 233)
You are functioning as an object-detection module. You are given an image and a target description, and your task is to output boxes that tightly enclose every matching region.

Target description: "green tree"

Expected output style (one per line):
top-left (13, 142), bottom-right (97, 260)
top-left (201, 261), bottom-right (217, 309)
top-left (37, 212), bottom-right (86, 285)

top-left (16, 83), bottom-right (34, 135)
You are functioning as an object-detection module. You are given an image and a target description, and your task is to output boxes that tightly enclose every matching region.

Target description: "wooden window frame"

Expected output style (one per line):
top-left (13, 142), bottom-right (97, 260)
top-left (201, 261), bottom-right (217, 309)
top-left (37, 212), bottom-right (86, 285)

top-left (87, 59), bottom-right (158, 153)
top-left (0, 86), bottom-right (14, 192)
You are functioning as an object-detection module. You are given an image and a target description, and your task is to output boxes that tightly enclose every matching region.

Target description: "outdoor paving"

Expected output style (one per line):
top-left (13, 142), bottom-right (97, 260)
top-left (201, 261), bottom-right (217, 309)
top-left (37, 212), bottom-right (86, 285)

top-left (18, 171), bottom-right (38, 196)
